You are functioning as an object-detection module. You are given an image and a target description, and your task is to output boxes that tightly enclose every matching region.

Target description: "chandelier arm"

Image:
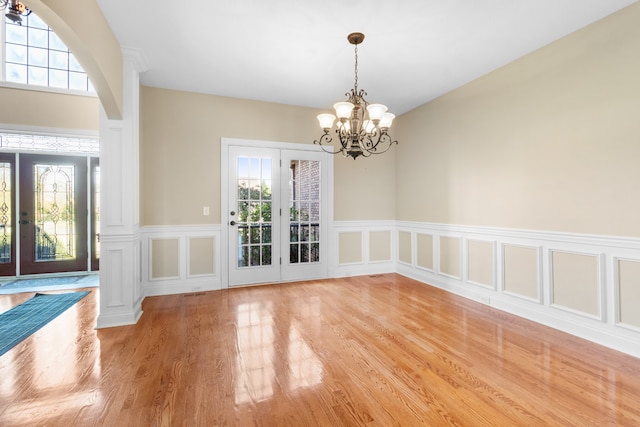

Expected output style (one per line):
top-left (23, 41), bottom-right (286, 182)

top-left (337, 130), bottom-right (352, 151)
top-left (357, 133), bottom-right (371, 152)
top-left (365, 132), bottom-right (398, 155)
top-left (313, 131), bottom-right (347, 155)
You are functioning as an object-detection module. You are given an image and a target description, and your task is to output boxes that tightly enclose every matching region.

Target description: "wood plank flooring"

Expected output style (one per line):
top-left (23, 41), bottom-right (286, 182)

top-left (1, 274), bottom-right (639, 426)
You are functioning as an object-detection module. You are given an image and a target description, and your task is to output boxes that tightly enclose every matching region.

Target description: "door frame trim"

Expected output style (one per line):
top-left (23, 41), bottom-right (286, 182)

top-left (220, 138), bottom-right (334, 288)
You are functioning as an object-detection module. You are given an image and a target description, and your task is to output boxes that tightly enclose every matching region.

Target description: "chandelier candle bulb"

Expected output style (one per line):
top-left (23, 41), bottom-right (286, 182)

top-left (313, 32), bottom-right (398, 159)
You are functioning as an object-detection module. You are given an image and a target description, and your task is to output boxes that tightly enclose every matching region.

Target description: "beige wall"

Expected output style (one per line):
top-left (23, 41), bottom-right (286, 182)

top-left (467, 240), bottom-right (494, 287)
top-left (439, 236), bottom-right (461, 278)
top-left (189, 237), bottom-right (215, 276)
top-left (369, 231), bottom-right (391, 262)
top-left (618, 259), bottom-right (640, 328)
top-left (503, 245), bottom-right (539, 299)
top-left (552, 251), bottom-right (600, 316)
top-left (416, 233), bottom-right (434, 270)
top-left (0, 87), bottom-right (99, 129)
top-left (338, 232), bottom-right (362, 264)
top-left (398, 231), bottom-right (411, 264)
top-left (395, 3), bottom-right (640, 238)
top-left (151, 238), bottom-right (179, 279)
top-left (140, 87), bottom-right (396, 226)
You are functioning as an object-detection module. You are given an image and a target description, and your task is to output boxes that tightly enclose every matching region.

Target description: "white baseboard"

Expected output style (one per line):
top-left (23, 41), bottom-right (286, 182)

top-left (95, 303), bottom-right (143, 329)
top-left (144, 276), bottom-right (222, 297)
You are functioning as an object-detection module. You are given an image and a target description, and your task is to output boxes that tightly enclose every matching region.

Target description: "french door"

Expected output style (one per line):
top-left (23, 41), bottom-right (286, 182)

top-left (226, 143), bottom-right (329, 287)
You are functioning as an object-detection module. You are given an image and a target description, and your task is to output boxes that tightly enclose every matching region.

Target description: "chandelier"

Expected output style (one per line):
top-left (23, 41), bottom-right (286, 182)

top-left (314, 32), bottom-right (397, 160)
top-left (1, 0), bottom-right (31, 25)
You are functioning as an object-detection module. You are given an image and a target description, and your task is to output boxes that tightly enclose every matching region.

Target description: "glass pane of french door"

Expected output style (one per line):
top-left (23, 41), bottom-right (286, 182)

top-left (288, 159), bottom-right (321, 264)
top-left (237, 156), bottom-right (273, 267)
top-left (19, 154), bottom-right (88, 274)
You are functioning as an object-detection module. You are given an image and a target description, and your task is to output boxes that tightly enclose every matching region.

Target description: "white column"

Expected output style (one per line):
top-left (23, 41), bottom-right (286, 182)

top-left (96, 48), bottom-right (147, 328)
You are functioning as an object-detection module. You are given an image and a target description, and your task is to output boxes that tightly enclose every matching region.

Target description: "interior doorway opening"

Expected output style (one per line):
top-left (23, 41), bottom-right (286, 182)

top-left (0, 131), bottom-right (99, 279)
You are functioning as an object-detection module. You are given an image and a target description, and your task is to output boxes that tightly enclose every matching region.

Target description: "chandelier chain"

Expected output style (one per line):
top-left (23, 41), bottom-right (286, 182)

top-left (354, 43), bottom-right (359, 94)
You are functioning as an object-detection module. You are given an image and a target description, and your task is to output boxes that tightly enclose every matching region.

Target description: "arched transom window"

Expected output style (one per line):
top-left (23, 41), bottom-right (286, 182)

top-left (2, 10), bottom-right (94, 92)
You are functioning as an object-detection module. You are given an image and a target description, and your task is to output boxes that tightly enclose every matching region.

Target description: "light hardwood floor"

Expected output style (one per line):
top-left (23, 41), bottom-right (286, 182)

top-left (1, 274), bottom-right (639, 426)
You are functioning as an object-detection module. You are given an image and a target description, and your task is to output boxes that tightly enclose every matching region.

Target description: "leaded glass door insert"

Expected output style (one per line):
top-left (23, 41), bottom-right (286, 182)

top-left (289, 160), bottom-right (320, 264)
top-left (19, 154), bottom-right (87, 274)
top-left (0, 154), bottom-right (15, 276)
top-left (35, 163), bottom-right (75, 261)
top-left (0, 162), bottom-right (11, 263)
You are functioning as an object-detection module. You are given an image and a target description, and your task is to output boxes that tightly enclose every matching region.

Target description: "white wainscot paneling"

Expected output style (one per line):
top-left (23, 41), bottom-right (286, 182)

top-left (395, 222), bottom-right (640, 358)
top-left (142, 225), bottom-right (221, 296)
top-left (332, 221), bottom-right (396, 278)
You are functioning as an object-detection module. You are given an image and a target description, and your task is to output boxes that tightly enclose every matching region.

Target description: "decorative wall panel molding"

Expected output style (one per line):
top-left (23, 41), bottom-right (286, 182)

top-left (332, 221), bottom-right (397, 277)
top-left (140, 220), bottom-right (640, 357)
top-left (142, 225), bottom-right (221, 296)
top-left (395, 221), bottom-right (640, 358)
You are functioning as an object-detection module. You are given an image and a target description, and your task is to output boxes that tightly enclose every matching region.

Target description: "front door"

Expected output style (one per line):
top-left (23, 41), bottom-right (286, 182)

top-left (19, 154), bottom-right (88, 274)
top-left (226, 143), bottom-right (329, 287)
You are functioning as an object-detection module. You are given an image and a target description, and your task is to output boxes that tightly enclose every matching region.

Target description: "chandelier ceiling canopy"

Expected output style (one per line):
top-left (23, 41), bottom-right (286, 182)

top-left (314, 32), bottom-right (397, 160)
top-left (2, 0), bottom-right (31, 24)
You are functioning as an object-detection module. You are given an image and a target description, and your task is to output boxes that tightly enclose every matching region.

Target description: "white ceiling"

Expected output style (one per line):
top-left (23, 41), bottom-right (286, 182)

top-left (96, 0), bottom-right (636, 115)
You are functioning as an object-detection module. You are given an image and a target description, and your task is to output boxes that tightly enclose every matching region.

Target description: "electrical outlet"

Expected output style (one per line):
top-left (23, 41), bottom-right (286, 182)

top-left (203, 206), bottom-right (210, 216)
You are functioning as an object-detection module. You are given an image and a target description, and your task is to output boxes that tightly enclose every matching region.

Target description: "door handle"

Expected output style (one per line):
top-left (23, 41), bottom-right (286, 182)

top-left (20, 220), bottom-right (32, 224)
top-left (230, 220), bottom-right (237, 226)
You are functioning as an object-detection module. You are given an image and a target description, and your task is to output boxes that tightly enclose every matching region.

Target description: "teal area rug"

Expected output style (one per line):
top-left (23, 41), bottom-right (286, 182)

top-left (0, 275), bottom-right (99, 295)
top-left (0, 291), bottom-right (90, 357)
